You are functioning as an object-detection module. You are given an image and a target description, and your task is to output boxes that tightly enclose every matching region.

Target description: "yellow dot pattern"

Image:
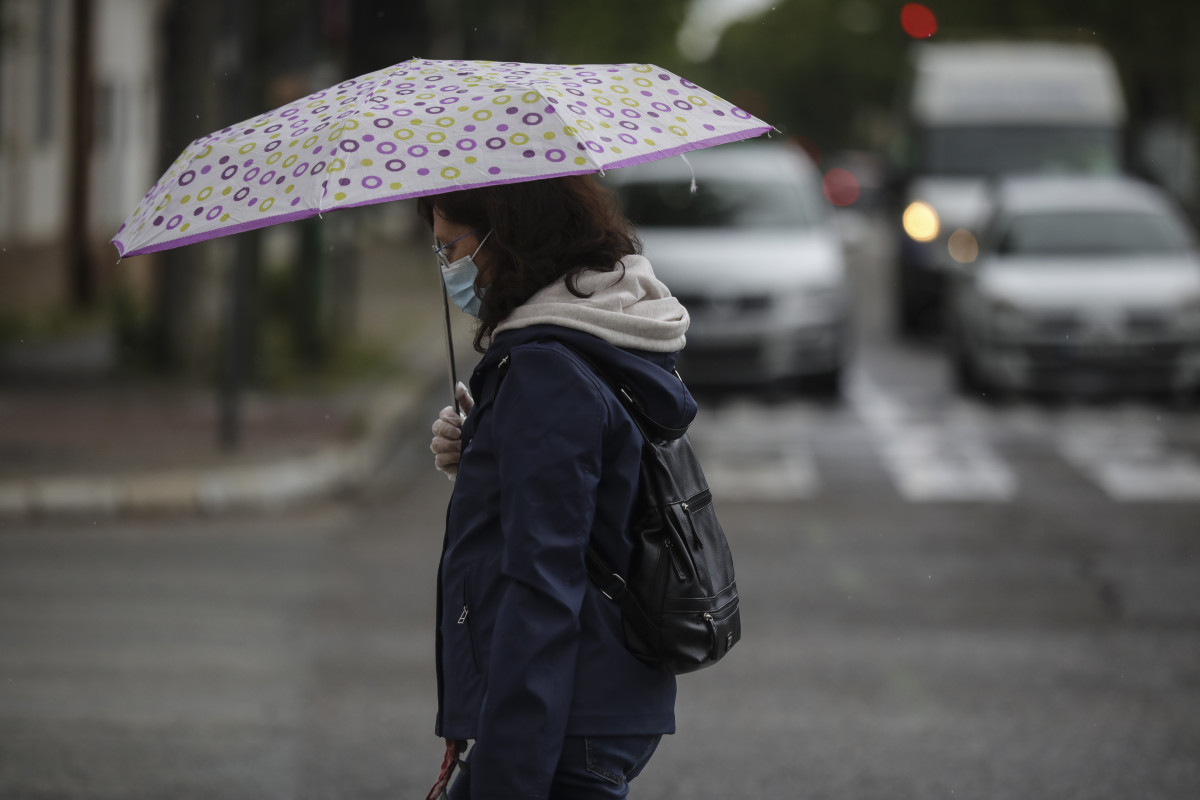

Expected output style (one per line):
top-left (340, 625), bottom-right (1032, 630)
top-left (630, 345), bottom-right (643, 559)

top-left (113, 59), bottom-right (768, 257)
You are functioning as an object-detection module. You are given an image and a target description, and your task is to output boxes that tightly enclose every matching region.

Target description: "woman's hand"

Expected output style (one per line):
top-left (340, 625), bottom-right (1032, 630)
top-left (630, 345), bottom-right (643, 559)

top-left (431, 382), bottom-right (475, 480)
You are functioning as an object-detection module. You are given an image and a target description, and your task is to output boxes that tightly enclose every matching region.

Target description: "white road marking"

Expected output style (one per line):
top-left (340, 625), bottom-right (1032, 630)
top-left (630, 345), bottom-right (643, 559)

top-left (700, 450), bottom-right (820, 502)
top-left (848, 373), bottom-right (1017, 502)
top-left (691, 401), bottom-right (821, 502)
top-left (1055, 414), bottom-right (1200, 501)
top-left (689, 383), bottom-right (1200, 504)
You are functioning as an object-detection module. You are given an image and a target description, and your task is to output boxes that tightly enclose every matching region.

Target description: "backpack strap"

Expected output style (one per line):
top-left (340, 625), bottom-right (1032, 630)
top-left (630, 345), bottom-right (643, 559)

top-left (496, 344), bottom-right (688, 442)
top-left (494, 340), bottom-right (682, 639)
top-left (556, 344), bottom-right (689, 444)
top-left (555, 343), bottom-right (687, 650)
top-left (585, 547), bottom-right (660, 648)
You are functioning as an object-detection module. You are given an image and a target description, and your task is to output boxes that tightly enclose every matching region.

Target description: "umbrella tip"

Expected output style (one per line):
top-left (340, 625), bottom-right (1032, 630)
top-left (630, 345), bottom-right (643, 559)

top-left (679, 154), bottom-right (698, 194)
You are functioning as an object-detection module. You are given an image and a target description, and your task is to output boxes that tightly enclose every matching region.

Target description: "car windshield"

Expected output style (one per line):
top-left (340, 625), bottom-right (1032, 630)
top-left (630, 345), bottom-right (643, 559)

top-left (615, 179), bottom-right (822, 229)
top-left (997, 210), bottom-right (1194, 256)
top-left (922, 126), bottom-right (1121, 176)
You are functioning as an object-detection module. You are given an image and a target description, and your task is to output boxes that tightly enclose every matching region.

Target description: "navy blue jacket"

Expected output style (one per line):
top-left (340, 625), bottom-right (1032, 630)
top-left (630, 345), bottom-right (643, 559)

top-left (435, 323), bottom-right (695, 798)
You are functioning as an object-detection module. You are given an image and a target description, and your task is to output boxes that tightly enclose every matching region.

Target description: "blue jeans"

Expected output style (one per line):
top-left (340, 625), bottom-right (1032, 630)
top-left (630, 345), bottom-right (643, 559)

top-left (447, 734), bottom-right (662, 799)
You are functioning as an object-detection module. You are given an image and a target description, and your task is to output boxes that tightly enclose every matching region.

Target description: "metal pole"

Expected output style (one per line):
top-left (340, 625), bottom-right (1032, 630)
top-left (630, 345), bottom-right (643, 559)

top-left (66, 0), bottom-right (95, 309)
top-left (441, 270), bottom-right (461, 415)
top-left (218, 254), bottom-right (242, 450)
top-left (216, 0), bottom-right (253, 451)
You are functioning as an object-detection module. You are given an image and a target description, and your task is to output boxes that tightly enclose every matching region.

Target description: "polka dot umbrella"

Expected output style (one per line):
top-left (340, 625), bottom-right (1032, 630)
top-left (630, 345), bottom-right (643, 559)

top-left (111, 59), bottom-right (772, 258)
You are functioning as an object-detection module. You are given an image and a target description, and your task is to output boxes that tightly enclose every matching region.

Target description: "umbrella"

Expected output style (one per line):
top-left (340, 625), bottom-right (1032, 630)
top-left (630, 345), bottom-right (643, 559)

top-left (112, 58), bottom-right (773, 404)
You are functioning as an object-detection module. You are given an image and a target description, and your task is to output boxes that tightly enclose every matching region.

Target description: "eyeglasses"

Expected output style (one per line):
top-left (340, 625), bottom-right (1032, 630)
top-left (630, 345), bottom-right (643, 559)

top-left (433, 229), bottom-right (480, 270)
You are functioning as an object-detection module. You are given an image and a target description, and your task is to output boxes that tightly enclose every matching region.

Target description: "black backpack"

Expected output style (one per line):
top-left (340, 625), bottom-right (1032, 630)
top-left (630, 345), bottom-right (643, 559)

top-left (560, 345), bottom-right (741, 675)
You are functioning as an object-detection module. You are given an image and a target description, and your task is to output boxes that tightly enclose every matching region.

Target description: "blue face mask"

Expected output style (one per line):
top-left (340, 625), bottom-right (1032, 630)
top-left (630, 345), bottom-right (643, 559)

top-left (439, 230), bottom-right (492, 318)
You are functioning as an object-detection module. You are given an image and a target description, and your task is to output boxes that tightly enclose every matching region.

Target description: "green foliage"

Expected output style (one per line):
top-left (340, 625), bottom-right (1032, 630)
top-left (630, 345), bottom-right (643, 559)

top-left (694, 0), bottom-right (1200, 161)
top-left (0, 306), bottom-right (107, 346)
top-left (525, 0), bottom-right (693, 67)
top-left (253, 314), bottom-right (396, 393)
top-left (434, 0), bottom-right (692, 69)
top-left (701, 1), bottom-right (907, 150)
top-left (108, 285), bottom-right (153, 374)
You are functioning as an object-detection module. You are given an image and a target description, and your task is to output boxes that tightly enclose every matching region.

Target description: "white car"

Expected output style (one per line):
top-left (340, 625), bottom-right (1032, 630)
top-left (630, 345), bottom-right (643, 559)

top-left (888, 41), bottom-right (1126, 336)
top-left (946, 175), bottom-right (1200, 398)
top-left (605, 143), bottom-right (850, 396)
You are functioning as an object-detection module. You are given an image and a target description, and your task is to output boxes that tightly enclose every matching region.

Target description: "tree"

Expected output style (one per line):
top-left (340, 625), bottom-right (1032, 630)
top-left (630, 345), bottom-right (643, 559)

top-left (699, 0), bottom-right (1200, 171)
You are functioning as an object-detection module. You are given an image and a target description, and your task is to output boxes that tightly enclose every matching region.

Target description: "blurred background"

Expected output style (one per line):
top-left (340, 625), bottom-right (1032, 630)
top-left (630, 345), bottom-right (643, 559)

top-left (1, 0), bottom-right (1196, 387)
top-left (2, 1), bottom-right (1200, 798)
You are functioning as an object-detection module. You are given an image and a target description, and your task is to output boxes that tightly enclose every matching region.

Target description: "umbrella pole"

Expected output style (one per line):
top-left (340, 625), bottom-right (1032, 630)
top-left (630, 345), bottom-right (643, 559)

top-left (440, 276), bottom-right (461, 416)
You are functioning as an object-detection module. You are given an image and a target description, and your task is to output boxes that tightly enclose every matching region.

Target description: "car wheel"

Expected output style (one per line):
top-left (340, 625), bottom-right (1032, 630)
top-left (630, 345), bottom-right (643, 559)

top-left (806, 367), bottom-right (843, 402)
top-left (896, 289), bottom-right (923, 338)
top-left (951, 348), bottom-right (978, 395)
top-left (1168, 384), bottom-right (1200, 409)
top-left (951, 346), bottom-right (1007, 403)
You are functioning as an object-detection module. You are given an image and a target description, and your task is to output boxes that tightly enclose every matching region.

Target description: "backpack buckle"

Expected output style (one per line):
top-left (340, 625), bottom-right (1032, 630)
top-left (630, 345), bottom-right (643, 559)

top-left (600, 572), bottom-right (627, 601)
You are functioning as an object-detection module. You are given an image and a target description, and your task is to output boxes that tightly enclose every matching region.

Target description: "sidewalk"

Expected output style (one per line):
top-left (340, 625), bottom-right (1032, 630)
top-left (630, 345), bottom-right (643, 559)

top-left (0, 223), bottom-right (473, 518)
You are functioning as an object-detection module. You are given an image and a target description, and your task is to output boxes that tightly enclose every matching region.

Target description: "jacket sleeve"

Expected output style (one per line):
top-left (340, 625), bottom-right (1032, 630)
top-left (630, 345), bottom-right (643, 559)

top-left (469, 346), bottom-right (606, 799)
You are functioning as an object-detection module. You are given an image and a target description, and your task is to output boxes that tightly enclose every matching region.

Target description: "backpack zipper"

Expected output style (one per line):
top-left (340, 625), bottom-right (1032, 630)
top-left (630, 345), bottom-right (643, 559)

top-left (684, 489), bottom-right (713, 512)
top-left (703, 612), bottom-right (718, 659)
top-left (663, 537), bottom-right (688, 581)
top-left (681, 489), bottom-right (713, 549)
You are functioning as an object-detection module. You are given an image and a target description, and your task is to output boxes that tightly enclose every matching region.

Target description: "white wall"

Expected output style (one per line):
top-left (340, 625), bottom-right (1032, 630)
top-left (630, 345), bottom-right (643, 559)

top-left (0, 0), bottom-right (163, 245)
top-left (0, 0), bottom-right (72, 241)
top-left (91, 0), bottom-right (164, 238)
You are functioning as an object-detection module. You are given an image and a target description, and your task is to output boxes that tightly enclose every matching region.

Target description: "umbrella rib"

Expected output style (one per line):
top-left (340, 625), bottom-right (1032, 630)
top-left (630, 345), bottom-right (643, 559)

top-left (317, 88), bottom-right (372, 216)
top-left (112, 60), bottom-right (773, 258)
top-left (404, 61), bottom-right (610, 176)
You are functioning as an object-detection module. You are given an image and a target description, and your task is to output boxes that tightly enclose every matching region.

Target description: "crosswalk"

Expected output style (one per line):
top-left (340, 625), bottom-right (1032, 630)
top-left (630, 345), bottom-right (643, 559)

top-left (848, 374), bottom-right (1017, 502)
top-left (691, 372), bottom-right (1200, 504)
top-left (688, 403), bottom-right (822, 501)
top-left (1054, 414), bottom-right (1200, 502)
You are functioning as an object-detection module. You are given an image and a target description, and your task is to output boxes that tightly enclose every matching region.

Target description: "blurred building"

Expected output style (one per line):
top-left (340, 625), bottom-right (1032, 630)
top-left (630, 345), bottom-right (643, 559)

top-left (0, 0), bottom-right (165, 315)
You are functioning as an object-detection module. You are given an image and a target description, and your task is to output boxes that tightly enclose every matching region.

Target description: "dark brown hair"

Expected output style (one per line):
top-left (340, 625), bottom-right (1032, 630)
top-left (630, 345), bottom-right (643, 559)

top-left (417, 175), bottom-right (641, 352)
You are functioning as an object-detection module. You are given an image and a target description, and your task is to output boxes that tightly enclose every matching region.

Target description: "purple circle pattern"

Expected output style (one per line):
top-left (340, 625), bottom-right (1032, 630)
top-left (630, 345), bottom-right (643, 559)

top-left (117, 59), bottom-right (767, 256)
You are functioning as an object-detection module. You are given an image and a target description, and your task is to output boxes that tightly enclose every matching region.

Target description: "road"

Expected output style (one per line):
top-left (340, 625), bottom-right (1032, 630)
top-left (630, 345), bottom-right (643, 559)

top-left (1, 216), bottom-right (1199, 799)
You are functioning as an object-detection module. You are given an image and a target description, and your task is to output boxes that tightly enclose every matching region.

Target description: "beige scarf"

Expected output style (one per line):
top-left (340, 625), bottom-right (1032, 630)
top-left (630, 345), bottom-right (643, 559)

top-left (493, 254), bottom-right (689, 353)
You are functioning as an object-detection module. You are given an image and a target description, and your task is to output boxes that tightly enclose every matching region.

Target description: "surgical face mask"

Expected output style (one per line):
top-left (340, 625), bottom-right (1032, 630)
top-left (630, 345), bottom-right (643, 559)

top-left (438, 230), bottom-right (492, 318)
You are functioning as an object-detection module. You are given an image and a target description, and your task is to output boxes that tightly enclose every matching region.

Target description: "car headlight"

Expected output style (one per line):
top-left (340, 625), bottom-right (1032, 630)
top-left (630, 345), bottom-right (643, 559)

top-left (903, 201), bottom-right (940, 243)
top-left (989, 297), bottom-right (1031, 337)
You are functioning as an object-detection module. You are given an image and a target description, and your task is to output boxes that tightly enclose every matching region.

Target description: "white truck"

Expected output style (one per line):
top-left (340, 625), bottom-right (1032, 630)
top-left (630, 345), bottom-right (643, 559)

top-left (887, 41), bottom-right (1127, 335)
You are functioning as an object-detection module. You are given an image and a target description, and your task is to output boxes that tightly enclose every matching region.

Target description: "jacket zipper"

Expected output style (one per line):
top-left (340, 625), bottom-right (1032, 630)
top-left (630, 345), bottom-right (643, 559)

top-left (458, 578), bottom-right (470, 625)
top-left (459, 583), bottom-right (479, 671)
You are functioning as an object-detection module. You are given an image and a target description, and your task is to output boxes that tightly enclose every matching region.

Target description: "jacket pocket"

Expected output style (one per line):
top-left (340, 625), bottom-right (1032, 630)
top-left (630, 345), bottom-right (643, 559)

top-left (458, 577), bottom-right (482, 674)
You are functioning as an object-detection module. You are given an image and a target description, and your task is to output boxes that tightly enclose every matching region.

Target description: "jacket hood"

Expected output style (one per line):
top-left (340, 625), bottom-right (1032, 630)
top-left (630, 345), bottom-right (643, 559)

top-left (492, 254), bottom-right (689, 353)
top-left (482, 324), bottom-right (698, 433)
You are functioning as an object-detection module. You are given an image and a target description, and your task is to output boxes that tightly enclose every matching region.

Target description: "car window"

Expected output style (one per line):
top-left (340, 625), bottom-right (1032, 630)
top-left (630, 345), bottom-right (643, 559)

top-left (615, 178), bottom-right (822, 229)
top-left (922, 126), bottom-right (1121, 176)
top-left (997, 210), bottom-right (1194, 256)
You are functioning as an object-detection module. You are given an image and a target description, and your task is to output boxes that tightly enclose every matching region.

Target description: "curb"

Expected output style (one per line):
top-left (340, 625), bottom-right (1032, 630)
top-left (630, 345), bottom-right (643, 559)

top-left (0, 374), bottom-right (439, 519)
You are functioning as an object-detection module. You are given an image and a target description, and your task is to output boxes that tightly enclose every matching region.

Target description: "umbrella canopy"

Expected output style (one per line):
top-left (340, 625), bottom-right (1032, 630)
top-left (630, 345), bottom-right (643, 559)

top-left (112, 58), bottom-right (772, 258)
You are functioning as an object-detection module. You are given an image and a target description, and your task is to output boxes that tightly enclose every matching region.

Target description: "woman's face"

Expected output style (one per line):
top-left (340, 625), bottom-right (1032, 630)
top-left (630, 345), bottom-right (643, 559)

top-left (433, 207), bottom-right (492, 281)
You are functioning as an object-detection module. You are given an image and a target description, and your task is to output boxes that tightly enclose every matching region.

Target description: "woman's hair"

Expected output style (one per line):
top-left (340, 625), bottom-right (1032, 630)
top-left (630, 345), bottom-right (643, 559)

top-left (417, 175), bottom-right (641, 352)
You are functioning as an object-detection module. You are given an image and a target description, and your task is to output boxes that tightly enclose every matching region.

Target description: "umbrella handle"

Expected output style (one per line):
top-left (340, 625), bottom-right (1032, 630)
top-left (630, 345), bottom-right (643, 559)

top-left (440, 274), bottom-right (460, 416)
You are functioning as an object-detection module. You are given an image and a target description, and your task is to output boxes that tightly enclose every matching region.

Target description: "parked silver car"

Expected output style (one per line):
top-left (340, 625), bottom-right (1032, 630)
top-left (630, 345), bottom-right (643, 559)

top-left (946, 175), bottom-right (1200, 398)
top-left (605, 143), bottom-right (850, 396)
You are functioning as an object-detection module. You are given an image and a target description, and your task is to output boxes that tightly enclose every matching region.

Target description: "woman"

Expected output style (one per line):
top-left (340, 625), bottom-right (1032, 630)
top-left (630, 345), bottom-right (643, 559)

top-left (421, 175), bottom-right (695, 799)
